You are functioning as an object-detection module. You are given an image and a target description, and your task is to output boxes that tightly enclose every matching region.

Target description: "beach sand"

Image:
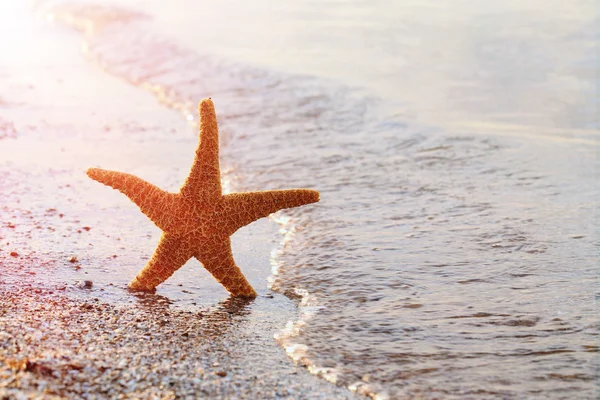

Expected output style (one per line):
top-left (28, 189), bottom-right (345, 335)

top-left (0, 285), bottom-right (354, 399)
top-left (0, 4), bottom-right (355, 399)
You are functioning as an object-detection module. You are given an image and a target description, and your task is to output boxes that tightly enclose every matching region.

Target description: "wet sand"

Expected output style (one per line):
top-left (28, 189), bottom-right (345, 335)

top-left (0, 4), bottom-right (355, 399)
top-left (0, 284), bottom-right (354, 399)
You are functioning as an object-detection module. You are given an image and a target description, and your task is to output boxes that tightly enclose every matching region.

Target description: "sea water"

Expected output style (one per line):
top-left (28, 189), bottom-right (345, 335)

top-left (21, 0), bottom-right (600, 398)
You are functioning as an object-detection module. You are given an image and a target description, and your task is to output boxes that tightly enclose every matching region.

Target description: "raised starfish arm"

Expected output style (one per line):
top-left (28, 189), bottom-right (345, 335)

top-left (86, 168), bottom-right (176, 232)
top-left (222, 189), bottom-right (320, 235)
top-left (196, 239), bottom-right (257, 297)
top-left (129, 233), bottom-right (193, 291)
top-left (180, 98), bottom-right (222, 202)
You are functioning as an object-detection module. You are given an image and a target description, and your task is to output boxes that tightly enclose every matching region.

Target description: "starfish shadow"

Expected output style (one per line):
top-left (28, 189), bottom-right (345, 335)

top-left (129, 289), bottom-right (256, 338)
top-left (130, 290), bottom-right (174, 313)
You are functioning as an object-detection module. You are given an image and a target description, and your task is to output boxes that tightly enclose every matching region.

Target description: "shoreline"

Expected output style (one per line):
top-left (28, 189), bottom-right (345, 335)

top-left (0, 283), bottom-right (354, 399)
top-left (0, 3), bottom-right (356, 398)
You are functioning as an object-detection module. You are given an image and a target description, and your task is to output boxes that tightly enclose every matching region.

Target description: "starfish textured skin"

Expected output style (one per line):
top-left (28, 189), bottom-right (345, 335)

top-left (87, 98), bottom-right (319, 297)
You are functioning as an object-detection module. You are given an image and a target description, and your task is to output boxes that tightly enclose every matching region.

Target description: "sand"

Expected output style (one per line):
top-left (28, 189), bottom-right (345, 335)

top-left (0, 4), bottom-right (356, 399)
top-left (0, 283), bottom-right (354, 399)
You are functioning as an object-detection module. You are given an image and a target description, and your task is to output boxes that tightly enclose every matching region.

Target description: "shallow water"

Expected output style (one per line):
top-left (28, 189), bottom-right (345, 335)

top-left (5, 0), bottom-right (600, 398)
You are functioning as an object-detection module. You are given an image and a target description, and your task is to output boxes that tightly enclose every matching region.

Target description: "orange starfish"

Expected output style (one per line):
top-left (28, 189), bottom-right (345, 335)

top-left (87, 98), bottom-right (319, 297)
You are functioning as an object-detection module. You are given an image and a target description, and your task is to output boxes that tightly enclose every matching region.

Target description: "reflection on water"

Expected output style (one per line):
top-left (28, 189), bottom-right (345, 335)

top-left (25, 0), bottom-right (600, 398)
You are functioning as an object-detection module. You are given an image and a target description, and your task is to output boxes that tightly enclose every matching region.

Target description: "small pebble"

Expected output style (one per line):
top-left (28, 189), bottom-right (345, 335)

top-left (216, 371), bottom-right (227, 377)
top-left (9, 251), bottom-right (18, 257)
top-left (78, 280), bottom-right (93, 289)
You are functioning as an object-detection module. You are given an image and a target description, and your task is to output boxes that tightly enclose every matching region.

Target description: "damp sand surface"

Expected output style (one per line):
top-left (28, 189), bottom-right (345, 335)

top-left (0, 3), bottom-right (352, 399)
top-left (0, 286), bottom-right (353, 399)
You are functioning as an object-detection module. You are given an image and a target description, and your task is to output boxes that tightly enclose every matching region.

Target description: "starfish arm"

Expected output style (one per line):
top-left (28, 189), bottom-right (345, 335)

top-left (128, 233), bottom-right (193, 291)
top-left (222, 189), bottom-right (320, 234)
top-left (180, 98), bottom-right (222, 202)
top-left (196, 239), bottom-right (257, 297)
top-left (86, 168), bottom-right (176, 232)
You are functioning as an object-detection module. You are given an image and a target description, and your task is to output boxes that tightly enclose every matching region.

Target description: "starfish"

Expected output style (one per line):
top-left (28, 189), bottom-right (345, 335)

top-left (87, 98), bottom-right (319, 297)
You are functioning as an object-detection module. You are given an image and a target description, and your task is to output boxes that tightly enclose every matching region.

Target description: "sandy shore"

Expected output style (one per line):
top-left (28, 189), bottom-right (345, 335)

top-left (0, 4), bottom-right (356, 399)
top-left (0, 283), bottom-right (354, 399)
